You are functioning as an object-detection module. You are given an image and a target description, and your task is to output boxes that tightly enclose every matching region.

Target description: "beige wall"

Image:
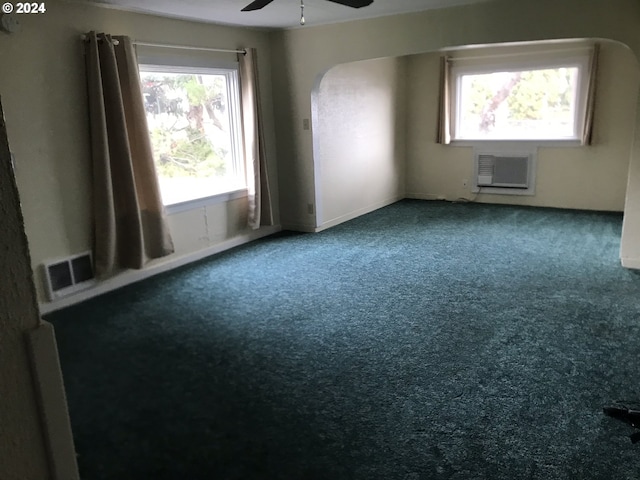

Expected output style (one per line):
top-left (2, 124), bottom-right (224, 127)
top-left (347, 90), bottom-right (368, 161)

top-left (404, 40), bottom-right (639, 211)
top-left (269, 0), bottom-right (640, 262)
top-left (622, 93), bottom-right (640, 267)
top-left (0, 0), bottom-right (279, 306)
top-left (313, 57), bottom-right (406, 229)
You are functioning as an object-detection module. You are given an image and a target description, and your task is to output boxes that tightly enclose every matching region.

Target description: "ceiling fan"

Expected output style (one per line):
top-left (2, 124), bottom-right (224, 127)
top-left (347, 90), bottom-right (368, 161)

top-left (241, 0), bottom-right (374, 12)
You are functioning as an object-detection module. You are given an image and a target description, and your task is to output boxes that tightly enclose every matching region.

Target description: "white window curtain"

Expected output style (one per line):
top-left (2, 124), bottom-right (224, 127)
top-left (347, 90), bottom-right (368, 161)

top-left (238, 48), bottom-right (274, 229)
top-left (582, 43), bottom-right (600, 146)
top-left (436, 55), bottom-right (451, 145)
top-left (84, 32), bottom-right (174, 276)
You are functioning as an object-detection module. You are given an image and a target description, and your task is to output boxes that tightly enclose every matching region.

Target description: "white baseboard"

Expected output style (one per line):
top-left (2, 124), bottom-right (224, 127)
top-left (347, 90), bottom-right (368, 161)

top-left (404, 193), bottom-right (446, 201)
top-left (315, 196), bottom-right (403, 232)
top-left (621, 257), bottom-right (640, 270)
top-left (280, 223), bottom-right (316, 233)
top-left (39, 225), bottom-right (281, 315)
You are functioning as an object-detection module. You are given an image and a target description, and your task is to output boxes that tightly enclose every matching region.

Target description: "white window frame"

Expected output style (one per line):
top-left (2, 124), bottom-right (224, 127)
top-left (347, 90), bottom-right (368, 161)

top-left (138, 63), bottom-right (246, 214)
top-left (449, 49), bottom-right (593, 146)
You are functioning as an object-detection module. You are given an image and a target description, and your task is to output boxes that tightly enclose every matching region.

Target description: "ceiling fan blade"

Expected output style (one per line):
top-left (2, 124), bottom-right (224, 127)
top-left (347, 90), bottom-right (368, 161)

top-left (325, 0), bottom-right (374, 8)
top-left (241, 0), bottom-right (275, 12)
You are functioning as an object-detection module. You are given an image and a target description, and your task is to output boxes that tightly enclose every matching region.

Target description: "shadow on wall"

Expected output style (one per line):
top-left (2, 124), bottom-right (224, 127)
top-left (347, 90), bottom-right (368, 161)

top-left (311, 56), bottom-right (406, 230)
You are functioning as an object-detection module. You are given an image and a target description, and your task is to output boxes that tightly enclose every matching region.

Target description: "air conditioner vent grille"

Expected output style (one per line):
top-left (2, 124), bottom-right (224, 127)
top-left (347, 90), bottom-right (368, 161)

top-left (477, 155), bottom-right (495, 177)
top-left (474, 152), bottom-right (531, 190)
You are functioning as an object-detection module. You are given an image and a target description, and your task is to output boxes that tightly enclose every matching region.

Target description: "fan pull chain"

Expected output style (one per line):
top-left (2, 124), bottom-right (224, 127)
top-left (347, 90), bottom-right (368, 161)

top-left (300, 0), bottom-right (305, 25)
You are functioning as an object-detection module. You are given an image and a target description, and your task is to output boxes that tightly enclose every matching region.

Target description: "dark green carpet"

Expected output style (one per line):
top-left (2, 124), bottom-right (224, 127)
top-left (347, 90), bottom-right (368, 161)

top-left (47, 200), bottom-right (640, 479)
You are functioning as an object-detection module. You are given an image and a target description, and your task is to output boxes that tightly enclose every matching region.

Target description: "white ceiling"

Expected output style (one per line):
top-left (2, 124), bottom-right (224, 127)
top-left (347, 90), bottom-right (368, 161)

top-left (78, 0), bottom-right (494, 29)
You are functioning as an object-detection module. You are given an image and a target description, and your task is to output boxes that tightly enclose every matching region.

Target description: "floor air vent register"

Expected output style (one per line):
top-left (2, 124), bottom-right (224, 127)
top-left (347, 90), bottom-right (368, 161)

top-left (43, 252), bottom-right (95, 301)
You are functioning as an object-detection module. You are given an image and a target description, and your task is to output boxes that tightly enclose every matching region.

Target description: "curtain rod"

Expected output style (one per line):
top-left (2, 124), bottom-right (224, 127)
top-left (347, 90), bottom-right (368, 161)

top-left (80, 35), bottom-right (246, 55)
top-left (134, 41), bottom-right (246, 55)
top-left (446, 44), bottom-right (595, 62)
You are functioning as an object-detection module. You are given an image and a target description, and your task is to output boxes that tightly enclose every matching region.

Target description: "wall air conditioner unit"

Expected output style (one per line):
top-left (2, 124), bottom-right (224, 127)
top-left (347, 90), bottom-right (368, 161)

top-left (473, 150), bottom-right (536, 195)
top-left (42, 251), bottom-right (96, 301)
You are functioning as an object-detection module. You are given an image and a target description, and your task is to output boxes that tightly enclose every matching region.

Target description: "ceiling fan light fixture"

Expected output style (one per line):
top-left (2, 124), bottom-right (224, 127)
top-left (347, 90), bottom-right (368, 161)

top-left (241, 0), bottom-right (374, 14)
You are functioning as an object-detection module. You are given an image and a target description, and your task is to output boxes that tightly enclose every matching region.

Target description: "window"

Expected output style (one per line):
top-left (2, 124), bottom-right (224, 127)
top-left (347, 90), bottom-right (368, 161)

top-left (139, 65), bottom-right (244, 206)
top-left (450, 49), bottom-right (593, 142)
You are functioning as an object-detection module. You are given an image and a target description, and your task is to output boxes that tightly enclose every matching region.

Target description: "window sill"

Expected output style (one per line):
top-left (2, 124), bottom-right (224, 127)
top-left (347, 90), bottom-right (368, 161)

top-left (165, 188), bottom-right (248, 215)
top-left (450, 139), bottom-right (583, 148)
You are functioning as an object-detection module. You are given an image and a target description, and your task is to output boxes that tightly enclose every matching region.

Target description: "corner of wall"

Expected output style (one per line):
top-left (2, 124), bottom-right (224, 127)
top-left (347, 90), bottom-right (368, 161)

top-left (26, 322), bottom-right (80, 480)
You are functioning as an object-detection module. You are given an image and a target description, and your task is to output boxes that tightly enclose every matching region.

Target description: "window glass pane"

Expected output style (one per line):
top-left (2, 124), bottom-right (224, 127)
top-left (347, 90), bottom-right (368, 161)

top-left (456, 67), bottom-right (579, 140)
top-left (140, 70), bottom-right (244, 205)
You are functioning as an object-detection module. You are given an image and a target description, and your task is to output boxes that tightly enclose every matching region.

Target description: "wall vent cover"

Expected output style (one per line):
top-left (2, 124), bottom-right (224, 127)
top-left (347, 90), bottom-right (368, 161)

top-left (43, 251), bottom-right (96, 301)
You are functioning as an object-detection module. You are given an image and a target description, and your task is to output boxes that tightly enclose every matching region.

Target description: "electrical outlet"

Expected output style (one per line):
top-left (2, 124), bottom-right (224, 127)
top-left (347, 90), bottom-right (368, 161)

top-left (302, 118), bottom-right (310, 130)
top-left (307, 203), bottom-right (314, 215)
